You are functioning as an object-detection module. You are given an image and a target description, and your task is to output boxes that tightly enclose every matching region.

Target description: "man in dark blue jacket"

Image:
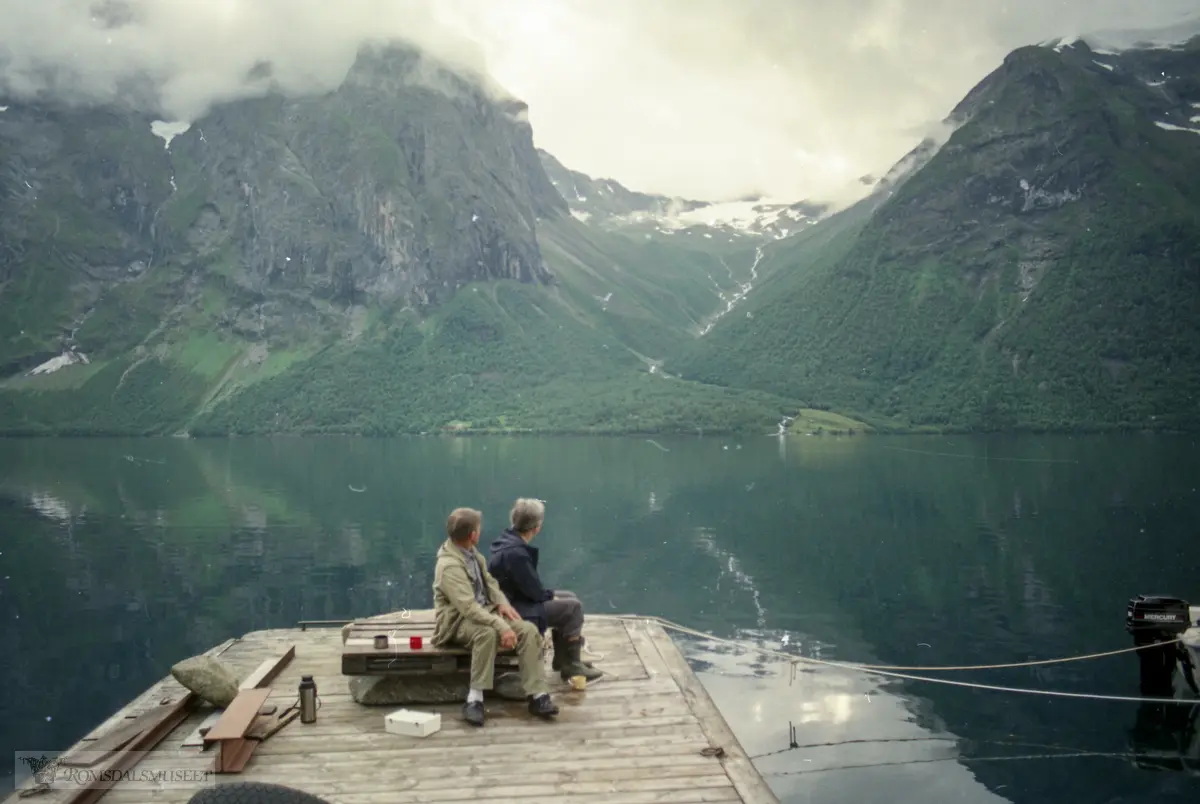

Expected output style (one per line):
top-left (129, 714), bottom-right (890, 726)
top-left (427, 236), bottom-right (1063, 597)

top-left (487, 498), bottom-right (603, 682)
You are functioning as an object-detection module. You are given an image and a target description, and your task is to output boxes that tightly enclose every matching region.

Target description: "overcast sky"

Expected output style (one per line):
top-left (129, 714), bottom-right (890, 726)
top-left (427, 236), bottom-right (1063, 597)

top-left (2, 1), bottom-right (1198, 203)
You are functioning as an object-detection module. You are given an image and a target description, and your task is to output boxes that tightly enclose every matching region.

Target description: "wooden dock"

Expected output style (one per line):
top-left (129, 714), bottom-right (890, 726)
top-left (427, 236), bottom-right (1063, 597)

top-left (1186, 605), bottom-right (1200, 665)
top-left (7, 615), bottom-right (777, 804)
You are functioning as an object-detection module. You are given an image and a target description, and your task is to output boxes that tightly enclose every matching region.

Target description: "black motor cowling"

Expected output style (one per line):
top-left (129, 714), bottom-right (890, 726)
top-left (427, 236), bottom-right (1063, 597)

top-left (1127, 595), bottom-right (1193, 641)
top-left (1126, 595), bottom-right (1197, 698)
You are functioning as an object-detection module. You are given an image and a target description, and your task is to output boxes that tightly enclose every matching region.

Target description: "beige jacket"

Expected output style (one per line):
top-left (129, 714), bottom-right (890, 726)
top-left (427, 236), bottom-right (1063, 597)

top-left (431, 539), bottom-right (511, 646)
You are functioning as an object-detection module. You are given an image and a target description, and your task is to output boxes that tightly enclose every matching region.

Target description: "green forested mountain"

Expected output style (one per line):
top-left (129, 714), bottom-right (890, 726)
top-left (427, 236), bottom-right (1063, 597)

top-left (3, 33), bottom-right (1198, 436)
top-left (672, 36), bottom-right (1200, 432)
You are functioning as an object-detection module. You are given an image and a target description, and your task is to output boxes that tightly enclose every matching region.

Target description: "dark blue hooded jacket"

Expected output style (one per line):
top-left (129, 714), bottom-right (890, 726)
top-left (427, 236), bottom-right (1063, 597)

top-left (487, 528), bottom-right (553, 633)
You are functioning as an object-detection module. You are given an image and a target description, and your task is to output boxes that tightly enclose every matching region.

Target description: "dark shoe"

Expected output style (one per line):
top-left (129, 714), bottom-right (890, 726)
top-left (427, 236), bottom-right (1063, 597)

top-left (528, 694), bottom-right (559, 719)
top-left (462, 701), bottom-right (485, 727)
top-left (558, 639), bottom-right (604, 682)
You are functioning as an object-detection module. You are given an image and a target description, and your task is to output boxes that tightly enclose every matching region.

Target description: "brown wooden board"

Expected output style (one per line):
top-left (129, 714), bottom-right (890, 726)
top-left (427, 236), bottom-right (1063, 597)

top-left (340, 612), bottom-right (436, 641)
top-left (238, 646), bottom-right (296, 691)
top-left (61, 694), bottom-right (194, 804)
top-left (57, 708), bottom-right (165, 767)
top-left (204, 688), bottom-right (272, 742)
top-left (343, 623), bottom-right (433, 634)
top-left (353, 610), bottom-right (436, 624)
top-left (246, 709), bottom-right (300, 741)
top-left (212, 738), bottom-right (257, 774)
top-left (341, 650), bottom-right (519, 676)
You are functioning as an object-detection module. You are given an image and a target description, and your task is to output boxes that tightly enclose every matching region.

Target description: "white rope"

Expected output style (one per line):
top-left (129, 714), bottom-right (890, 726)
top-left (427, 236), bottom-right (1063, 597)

top-left (622, 616), bottom-right (1200, 706)
top-left (634, 615), bottom-right (1184, 671)
top-left (831, 664), bottom-right (1198, 705)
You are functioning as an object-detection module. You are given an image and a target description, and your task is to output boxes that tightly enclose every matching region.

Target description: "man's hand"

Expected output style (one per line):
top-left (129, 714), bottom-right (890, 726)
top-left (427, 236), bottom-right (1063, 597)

top-left (499, 629), bottom-right (517, 650)
top-left (497, 603), bottom-right (522, 622)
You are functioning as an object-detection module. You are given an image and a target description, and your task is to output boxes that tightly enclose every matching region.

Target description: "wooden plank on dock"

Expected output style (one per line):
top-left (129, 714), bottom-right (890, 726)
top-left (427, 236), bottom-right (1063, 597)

top-left (60, 694), bottom-right (195, 804)
top-left (57, 708), bottom-right (165, 767)
top-left (238, 645), bottom-right (296, 690)
top-left (205, 688), bottom-right (272, 773)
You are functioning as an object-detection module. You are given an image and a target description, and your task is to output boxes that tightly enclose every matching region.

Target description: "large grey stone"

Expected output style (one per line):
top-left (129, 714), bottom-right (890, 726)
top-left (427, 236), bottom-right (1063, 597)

top-left (170, 655), bottom-right (240, 707)
top-left (349, 673), bottom-right (528, 705)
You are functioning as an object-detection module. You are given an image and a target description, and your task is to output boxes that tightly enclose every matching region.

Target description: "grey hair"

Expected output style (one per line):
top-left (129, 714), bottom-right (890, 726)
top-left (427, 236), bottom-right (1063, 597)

top-left (510, 498), bottom-right (546, 533)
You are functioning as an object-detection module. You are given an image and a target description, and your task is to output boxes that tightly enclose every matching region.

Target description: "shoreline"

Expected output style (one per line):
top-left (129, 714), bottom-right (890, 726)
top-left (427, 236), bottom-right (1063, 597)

top-left (0, 426), bottom-right (1194, 440)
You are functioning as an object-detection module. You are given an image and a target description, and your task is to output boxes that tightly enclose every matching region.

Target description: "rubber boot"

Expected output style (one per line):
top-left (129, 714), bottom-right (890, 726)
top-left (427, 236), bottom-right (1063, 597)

top-left (554, 633), bottom-right (600, 672)
top-left (551, 631), bottom-right (596, 671)
top-left (551, 630), bottom-right (570, 674)
top-left (577, 635), bottom-right (597, 669)
top-left (558, 639), bottom-right (604, 682)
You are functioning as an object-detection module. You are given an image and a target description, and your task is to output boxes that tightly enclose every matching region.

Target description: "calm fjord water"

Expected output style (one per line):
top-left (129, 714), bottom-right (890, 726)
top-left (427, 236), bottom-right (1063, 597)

top-left (1, 434), bottom-right (1198, 803)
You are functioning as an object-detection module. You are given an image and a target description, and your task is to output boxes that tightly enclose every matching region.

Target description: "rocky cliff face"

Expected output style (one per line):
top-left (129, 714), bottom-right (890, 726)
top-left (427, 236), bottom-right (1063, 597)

top-left (537, 148), bottom-right (706, 221)
top-left (0, 42), bottom-right (566, 374)
top-left (164, 44), bottom-right (565, 307)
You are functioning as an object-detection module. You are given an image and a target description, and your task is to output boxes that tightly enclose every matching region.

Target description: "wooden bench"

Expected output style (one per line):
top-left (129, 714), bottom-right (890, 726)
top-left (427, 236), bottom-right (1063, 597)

top-left (341, 609), bottom-right (522, 677)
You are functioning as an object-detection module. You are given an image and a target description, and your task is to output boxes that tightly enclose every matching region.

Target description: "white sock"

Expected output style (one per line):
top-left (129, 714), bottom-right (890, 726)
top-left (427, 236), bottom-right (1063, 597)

top-left (467, 688), bottom-right (484, 704)
top-left (532, 692), bottom-right (548, 701)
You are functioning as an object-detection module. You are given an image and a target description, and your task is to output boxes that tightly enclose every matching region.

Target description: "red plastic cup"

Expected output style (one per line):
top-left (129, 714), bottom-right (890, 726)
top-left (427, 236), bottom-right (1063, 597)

top-left (410, 635), bottom-right (423, 650)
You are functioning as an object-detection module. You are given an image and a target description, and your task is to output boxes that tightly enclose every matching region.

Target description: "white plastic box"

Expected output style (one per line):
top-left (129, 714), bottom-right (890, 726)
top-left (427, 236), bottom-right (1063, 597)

top-left (384, 709), bottom-right (441, 738)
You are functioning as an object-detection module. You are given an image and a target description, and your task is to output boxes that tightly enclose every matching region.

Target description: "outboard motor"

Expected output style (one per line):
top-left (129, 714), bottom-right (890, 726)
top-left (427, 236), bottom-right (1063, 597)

top-left (1125, 595), bottom-right (1198, 698)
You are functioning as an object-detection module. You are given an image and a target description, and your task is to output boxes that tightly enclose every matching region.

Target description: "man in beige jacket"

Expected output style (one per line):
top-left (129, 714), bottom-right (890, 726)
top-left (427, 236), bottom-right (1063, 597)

top-left (432, 506), bottom-right (558, 726)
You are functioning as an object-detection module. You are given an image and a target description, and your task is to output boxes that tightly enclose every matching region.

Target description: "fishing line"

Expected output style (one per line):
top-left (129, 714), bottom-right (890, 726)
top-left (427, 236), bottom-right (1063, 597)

top-left (750, 735), bottom-right (1142, 761)
top-left (763, 749), bottom-right (1138, 777)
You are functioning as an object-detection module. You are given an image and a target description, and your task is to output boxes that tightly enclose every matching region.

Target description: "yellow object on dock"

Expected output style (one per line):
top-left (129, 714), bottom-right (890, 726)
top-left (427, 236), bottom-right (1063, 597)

top-left (6, 615), bottom-right (777, 804)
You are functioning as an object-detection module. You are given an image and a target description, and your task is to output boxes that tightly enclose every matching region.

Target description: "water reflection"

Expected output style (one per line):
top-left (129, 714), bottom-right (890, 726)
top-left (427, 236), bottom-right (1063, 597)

top-left (1127, 703), bottom-right (1200, 775)
top-left (695, 526), bottom-right (767, 629)
top-left (1, 434), bottom-right (1198, 804)
top-left (681, 633), bottom-right (1011, 803)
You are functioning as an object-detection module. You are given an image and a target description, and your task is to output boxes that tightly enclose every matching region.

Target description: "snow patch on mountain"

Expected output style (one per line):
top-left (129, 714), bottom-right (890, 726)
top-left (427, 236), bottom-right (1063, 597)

top-left (616, 197), bottom-right (827, 240)
top-left (1041, 14), bottom-right (1200, 54)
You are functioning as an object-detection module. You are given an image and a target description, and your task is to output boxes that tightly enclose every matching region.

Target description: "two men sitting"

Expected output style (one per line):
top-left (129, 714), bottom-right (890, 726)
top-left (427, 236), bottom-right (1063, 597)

top-left (431, 501), bottom-right (599, 726)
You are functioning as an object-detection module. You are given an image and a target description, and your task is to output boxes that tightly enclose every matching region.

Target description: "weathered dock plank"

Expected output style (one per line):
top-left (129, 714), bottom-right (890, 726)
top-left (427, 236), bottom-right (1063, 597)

top-left (6, 616), bottom-right (776, 804)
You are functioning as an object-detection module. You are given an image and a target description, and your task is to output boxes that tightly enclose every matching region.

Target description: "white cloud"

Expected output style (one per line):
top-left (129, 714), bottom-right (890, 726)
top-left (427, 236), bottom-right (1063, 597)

top-left (1, 0), bottom-right (1197, 202)
top-left (442, 0), bottom-right (1199, 201)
